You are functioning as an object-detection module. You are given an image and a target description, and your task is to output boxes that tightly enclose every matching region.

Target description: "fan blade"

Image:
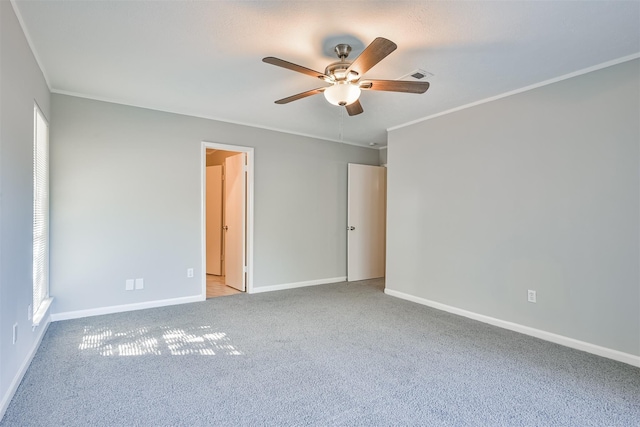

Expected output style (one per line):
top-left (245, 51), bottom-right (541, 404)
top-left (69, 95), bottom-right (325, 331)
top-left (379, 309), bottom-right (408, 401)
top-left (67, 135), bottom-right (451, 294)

top-left (346, 37), bottom-right (397, 76)
top-left (274, 87), bottom-right (327, 104)
top-left (345, 100), bottom-right (364, 116)
top-left (263, 57), bottom-right (328, 80)
top-left (360, 80), bottom-right (430, 93)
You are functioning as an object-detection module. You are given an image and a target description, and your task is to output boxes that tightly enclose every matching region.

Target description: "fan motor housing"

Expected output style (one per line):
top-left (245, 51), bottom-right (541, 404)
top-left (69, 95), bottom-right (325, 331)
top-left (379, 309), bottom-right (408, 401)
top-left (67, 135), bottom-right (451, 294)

top-left (325, 61), bottom-right (359, 82)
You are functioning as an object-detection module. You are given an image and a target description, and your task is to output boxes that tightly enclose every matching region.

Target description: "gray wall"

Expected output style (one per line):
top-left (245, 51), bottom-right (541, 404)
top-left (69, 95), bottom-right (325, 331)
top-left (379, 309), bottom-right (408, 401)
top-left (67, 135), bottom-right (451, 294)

top-left (50, 94), bottom-right (378, 314)
top-left (386, 59), bottom-right (640, 356)
top-left (379, 147), bottom-right (387, 166)
top-left (0, 1), bottom-right (51, 412)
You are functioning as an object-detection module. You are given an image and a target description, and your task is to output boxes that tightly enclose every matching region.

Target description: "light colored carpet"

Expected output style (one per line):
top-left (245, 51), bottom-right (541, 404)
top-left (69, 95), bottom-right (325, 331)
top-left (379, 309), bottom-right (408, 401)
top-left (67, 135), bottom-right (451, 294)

top-left (2, 279), bottom-right (639, 426)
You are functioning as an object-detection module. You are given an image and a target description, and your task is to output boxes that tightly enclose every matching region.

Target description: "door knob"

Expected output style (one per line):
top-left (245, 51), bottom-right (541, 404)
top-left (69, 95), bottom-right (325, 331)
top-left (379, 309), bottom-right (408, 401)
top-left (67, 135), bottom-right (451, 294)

top-left (348, 226), bottom-right (355, 231)
top-left (223, 225), bottom-right (229, 231)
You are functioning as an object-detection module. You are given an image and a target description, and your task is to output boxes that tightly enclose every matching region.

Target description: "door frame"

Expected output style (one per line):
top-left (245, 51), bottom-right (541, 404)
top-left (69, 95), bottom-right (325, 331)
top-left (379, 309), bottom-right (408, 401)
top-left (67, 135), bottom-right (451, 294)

top-left (201, 141), bottom-right (254, 295)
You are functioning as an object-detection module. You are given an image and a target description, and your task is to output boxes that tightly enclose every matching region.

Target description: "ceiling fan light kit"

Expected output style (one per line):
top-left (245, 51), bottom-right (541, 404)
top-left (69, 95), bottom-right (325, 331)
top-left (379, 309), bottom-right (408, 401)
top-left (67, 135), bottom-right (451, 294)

top-left (324, 82), bottom-right (361, 106)
top-left (263, 37), bottom-right (430, 116)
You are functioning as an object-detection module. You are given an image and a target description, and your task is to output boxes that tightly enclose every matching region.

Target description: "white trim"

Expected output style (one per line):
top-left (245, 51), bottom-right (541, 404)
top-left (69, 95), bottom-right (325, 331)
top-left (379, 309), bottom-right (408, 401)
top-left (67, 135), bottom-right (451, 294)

top-left (388, 53), bottom-right (640, 132)
top-left (0, 317), bottom-right (50, 420)
top-left (51, 89), bottom-right (375, 148)
top-left (384, 288), bottom-right (640, 368)
top-left (201, 141), bottom-right (255, 295)
top-left (201, 145), bottom-right (207, 299)
top-left (251, 276), bottom-right (347, 294)
top-left (50, 295), bottom-right (203, 322)
top-left (31, 297), bottom-right (52, 328)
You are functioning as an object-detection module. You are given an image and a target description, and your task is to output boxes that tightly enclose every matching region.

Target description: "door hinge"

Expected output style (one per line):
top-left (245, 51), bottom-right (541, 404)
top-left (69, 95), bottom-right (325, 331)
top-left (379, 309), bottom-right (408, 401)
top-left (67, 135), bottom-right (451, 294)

top-left (243, 266), bottom-right (247, 273)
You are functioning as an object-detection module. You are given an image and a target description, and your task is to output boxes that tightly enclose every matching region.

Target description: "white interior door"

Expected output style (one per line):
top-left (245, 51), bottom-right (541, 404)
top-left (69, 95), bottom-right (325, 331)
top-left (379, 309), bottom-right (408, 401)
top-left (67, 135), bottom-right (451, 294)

top-left (347, 164), bottom-right (386, 281)
top-left (224, 153), bottom-right (246, 291)
top-left (206, 165), bottom-right (223, 275)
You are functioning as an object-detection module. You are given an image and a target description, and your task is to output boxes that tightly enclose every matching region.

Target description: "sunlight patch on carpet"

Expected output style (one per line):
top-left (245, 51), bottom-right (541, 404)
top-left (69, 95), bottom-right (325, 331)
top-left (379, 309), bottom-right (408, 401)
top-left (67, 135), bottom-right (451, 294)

top-left (78, 325), bottom-right (243, 356)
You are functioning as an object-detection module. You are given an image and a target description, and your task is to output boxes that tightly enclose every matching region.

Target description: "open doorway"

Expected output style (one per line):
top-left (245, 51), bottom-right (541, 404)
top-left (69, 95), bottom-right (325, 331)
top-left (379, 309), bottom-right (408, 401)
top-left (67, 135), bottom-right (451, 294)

top-left (201, 142), bottom-right (254, 299)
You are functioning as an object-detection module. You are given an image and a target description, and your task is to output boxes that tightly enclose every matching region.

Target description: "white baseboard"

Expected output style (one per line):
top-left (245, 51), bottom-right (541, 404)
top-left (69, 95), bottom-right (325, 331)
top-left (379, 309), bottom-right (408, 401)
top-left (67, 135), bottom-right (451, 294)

top-left (384, 288), bottom-right (640, 368)
top-left (0, 316), bottom-right (51, 421)
top-left (251, 276), bottom-right (346, 294)
top-left (50, 294), bottom-right (204, 322)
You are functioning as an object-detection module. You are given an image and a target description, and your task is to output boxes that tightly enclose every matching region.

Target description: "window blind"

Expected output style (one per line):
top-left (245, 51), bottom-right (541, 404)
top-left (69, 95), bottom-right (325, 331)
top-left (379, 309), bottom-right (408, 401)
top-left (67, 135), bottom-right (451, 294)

top-left (33, 105), bottom-right (51, 325)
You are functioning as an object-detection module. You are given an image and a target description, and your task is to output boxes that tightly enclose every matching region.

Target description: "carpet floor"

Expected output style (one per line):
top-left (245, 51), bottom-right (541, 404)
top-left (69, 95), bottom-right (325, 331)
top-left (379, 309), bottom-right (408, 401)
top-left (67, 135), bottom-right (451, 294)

top-left (2, 279), bottom-right (639, 426)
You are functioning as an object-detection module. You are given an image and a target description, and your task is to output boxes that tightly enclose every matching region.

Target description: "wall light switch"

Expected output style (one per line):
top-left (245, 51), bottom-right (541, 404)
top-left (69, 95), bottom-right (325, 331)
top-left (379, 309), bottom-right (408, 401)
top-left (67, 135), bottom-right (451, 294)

top-left (125, 279), bottom-right (134, 291)
top-left (135, 278), bottom-right (144, 290)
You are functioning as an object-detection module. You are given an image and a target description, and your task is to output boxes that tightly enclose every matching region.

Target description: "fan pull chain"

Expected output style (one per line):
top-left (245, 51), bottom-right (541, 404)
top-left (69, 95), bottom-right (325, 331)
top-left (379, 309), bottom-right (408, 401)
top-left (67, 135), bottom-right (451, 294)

top-left (339, 108), bottom-right (344, 141)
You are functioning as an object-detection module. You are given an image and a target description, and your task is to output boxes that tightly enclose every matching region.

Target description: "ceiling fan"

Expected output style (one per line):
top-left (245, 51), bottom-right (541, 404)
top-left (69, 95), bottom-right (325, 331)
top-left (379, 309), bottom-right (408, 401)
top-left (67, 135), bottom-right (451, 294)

top-left (262, 37), bottom-right (430, 116)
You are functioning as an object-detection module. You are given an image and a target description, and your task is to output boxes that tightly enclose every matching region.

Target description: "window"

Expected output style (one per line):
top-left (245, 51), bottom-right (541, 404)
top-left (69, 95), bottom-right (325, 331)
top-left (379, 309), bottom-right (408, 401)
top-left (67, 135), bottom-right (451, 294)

top-left (33, 104), bottom-right (52, 326)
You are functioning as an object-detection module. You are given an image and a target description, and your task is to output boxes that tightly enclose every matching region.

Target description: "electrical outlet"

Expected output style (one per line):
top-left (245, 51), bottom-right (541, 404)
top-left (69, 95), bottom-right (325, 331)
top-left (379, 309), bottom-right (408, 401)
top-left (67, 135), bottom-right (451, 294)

top-left (135, 278), bottom-right (144, 290)
top-left (28, 305), bottom-right (32, 321)
top-left (527, 290), bottom-right (537, 303)
top-left (13, 323), bottom-right (18, 344)
top-left (187, 268), bottom-right (194, 278)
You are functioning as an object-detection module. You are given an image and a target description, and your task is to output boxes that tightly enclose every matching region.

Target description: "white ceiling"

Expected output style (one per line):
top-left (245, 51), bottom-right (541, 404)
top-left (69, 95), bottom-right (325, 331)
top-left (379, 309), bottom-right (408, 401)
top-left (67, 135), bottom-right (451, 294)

top-left (12, 1), bottom-right (640, 147)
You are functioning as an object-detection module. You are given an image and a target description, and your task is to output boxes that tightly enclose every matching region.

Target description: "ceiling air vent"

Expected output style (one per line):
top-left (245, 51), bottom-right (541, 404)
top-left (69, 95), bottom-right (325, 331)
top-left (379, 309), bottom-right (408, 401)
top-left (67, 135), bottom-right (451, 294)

top-left (399, 69), bottom-right (433, 81)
